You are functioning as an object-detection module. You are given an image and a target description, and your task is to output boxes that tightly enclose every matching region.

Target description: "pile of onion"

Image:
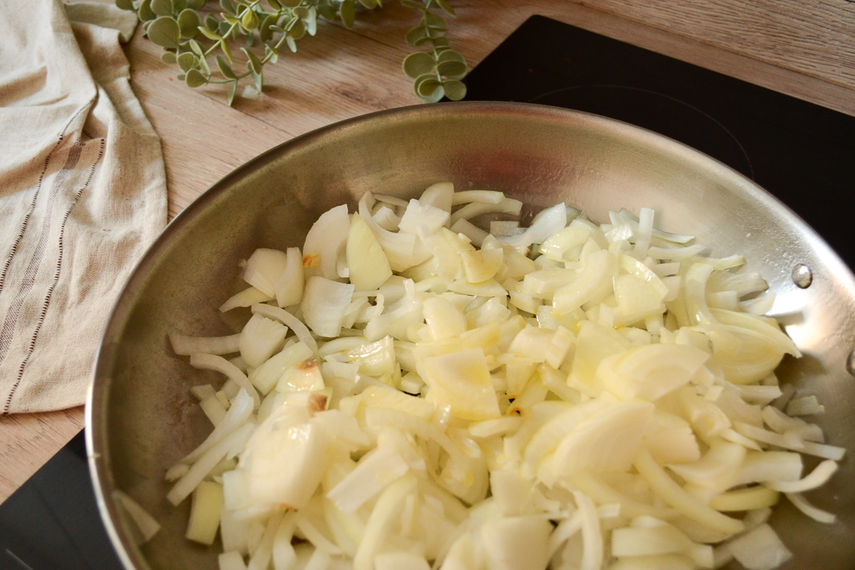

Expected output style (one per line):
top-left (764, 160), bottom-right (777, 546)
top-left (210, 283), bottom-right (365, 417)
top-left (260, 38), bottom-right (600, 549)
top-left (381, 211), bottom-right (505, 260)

top-left (141, 183), bottom-right (843, 570)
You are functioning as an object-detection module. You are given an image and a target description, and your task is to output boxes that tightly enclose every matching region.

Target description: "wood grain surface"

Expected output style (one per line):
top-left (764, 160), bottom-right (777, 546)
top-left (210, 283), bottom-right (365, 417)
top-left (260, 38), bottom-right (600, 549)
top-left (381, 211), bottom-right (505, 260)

top-left (1, 0), bottom-right (853, 504)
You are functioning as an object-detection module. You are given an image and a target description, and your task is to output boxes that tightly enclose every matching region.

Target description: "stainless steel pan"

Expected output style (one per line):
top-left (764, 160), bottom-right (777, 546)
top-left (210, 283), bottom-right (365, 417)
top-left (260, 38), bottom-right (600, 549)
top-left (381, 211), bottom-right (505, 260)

top-left (87, 102), bottom-right (855, 570)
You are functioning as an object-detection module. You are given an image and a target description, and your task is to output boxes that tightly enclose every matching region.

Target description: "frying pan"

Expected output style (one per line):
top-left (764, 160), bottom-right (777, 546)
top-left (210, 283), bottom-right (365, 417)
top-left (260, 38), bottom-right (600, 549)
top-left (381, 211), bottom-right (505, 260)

top-left (86, 102), bottom-right (855, 569)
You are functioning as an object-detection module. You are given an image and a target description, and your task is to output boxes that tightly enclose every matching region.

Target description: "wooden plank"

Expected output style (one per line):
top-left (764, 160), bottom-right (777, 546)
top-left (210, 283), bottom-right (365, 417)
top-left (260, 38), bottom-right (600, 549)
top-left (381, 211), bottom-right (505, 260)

top-left (0, 407), bottom-right (84, 503)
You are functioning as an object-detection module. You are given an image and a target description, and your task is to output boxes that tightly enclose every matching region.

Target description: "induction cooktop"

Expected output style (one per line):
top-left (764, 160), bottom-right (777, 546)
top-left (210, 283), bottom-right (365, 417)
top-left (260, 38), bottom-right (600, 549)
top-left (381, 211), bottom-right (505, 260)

top-left (2, 14), bottom-right (853, 570)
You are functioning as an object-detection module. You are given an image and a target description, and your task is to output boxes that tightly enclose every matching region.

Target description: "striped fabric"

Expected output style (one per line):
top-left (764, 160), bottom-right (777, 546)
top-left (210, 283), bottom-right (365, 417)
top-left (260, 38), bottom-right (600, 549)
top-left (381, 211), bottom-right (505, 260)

top-left (0, 0), bottom-right (167, 413)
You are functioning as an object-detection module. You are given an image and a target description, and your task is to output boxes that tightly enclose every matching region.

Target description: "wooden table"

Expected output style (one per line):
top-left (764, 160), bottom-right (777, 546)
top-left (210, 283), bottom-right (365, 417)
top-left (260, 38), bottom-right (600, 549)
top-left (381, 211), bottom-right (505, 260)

top-left (2, 0), bottom-right (854, 504)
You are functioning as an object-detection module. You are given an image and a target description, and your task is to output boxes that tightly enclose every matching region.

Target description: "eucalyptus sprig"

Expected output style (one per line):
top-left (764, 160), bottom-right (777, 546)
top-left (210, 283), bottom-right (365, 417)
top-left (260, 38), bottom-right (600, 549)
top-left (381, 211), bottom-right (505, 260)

top-left (117, 0), bottom-right (466, 105)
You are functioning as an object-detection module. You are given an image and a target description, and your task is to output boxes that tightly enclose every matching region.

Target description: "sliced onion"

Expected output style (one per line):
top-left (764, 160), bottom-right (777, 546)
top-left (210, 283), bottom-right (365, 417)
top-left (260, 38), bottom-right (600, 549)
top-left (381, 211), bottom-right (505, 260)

top-left (169, 332), bottom-right (241, 356)
top-left (303, 204), bottom-right (350, 281)
top-left (251, 303), bottom-right (318, 355)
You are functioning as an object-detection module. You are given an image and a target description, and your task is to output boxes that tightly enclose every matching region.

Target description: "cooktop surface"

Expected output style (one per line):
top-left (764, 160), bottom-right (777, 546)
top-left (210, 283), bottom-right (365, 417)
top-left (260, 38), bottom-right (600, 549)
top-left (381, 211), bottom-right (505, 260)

top-left (2, 14), bottom-right (853, 570)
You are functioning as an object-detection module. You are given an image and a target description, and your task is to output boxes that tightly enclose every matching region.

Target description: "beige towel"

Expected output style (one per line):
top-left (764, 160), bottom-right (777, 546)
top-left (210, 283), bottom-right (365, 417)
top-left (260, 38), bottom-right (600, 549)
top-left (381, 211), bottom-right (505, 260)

top-left (0, 0), bottom-right (167, 413)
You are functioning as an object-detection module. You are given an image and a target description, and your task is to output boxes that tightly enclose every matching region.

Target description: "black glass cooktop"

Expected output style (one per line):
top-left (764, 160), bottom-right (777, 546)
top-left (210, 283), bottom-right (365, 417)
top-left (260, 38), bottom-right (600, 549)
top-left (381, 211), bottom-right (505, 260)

top-left (1, 14), bottom-right (853, 570)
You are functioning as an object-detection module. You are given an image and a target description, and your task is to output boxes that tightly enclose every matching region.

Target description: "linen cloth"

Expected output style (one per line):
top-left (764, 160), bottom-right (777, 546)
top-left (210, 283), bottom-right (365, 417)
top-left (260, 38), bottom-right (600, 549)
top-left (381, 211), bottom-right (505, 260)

top-left (0, 0), bottom-right (167, 413)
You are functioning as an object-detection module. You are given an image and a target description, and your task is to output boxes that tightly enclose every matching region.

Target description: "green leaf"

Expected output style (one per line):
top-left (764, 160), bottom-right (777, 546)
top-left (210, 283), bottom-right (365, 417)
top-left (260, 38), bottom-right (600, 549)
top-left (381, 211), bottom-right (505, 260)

top-left (413, 72), bottom-right (436, 94)
top-left (198, 52), bottom-right (211, 74)
top-left (220, 0), bottom-right (236, 14)
top-left (115, 0), bottom-right (135, 11)
top-left (416, 78), bottom-right (444, 103)
top-left (435, 0), bottom-right (454, 16)
top-left (442, 79), bottom-right (466, 100)
top-left (150, 0), bottom-right (173, 17)
top-left (416, 77), bottom-right (441, 97)
top-left (139, 0), bottom-right (157, 20)
top-left (241, 47), bottom-right (263, 75)
top-left (305, 6), bottom-right (317, 35)
top-left (173, 0), bottom-right (186, 11)
top-left (339, 0), bottom-right (355, 28)
top-left (357, 0), bottom-right (378, 8)
top-left (177, 51), bottom-right (197, 71)
top-left (198, 25), bottom-right (222, 40)
top-left (187, 38), bottom-right (204, 56)
top-left (185, 68), bottom-right (207, 87)
top-left (217, 55), bottom-right (237, 79)
top-left (204, 13), bottom-right (219, 31)
top-left (402, 52), bottom-right (435, 79)
top-left (147, 16), bottom-right (180, 48)
top-left (422, 11), bottom-right (447, 30)
top-left (222, 13), bottom-right (240, 24)
top-left (218, 19), bottom-right (231, 34)
top-left (250, 68), bottom-right (263, 90)
top-left (266, 0), bottom-right (282, 9)
top-left (436, 59), bottom-right (466, 79)
top-left (227, 80), bottom-right (237, 106)
top-left (317, 2), bottom-right (336, 20)
top-left (279, 0), bottom-right (301, 6)
top-left (285, 34), bottom-right (297, 52)
top-left (241, 8), bottom-right (259, 30)
top-left (259, 13), bottom-right (277, 42)
top-left (219, 37), bottom-right (233, 62)
top-left (161, 50), bottom-right (178, 64)
top-left (177, 8), bottom-right (201, 38)
top-left (264, 43), bottom-right (279, 63)
top-left (437, 49), bottom-right (465, 64)
top-left (405, 25), bottom-right (427, 47)
top-left (293, 6), bottom-right (309, 18)
top-left (289, 17), bottom-right (306, 40)
top-left (185, 0), bottom-right (206, 8)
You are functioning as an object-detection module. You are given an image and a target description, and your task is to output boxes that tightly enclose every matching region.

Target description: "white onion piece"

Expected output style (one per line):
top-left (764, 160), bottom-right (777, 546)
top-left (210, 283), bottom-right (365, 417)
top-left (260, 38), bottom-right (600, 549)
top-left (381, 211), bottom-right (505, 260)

top-left (451, 218), bottom-right (490, 247)
top-left (251, 303), bottom-right (318, 355)
top-left (190, 353), bottom-right (261, 408)
top-left (726, 524), bottom-right (792, 570)
top-left (634, 449), bottom-right (745, 536)
top-left (186, 481), bottom-right (225, 545)
top-left (480, 515), bottom-right (552, 570)
top-left (398, 199), bottom-right (450, 234)
top-left (449, 198), bottom-right (523, 226)
top-left (219, 551), bottom-right (248, 570)
top-left (359, 192), bottom-right (430, 272)
top-left (242, 249), bottom-right (289, 297)
top-left (784, 492), bottom-right (837, 524)
top-left (347, 213), bottom-right (392, 291)
top-left (220, 287), bottom-right (272, 312)
top-left (451, 189), bottom-right (505, 206)
top-left (303, 204), bottom-right (350, 281)
top-left (274, 247), bottom-right (304, 308)
top-left (352, 474), bottom-right (417, 570)
top-left (500, 202), bottom-right (567, 248)
top-left (326, 442), bottom-right (410, 513)
top-left (169, 332), bottom-right (241, 356)
top-left (180, 389), bottom-right (254, 464)
top-left (240, 313), bottom-right (288, 368)
top-left (167, 423), bottom-right (255, 506)
top-left (114, 490), bottom-right (161, 544)
top-left (767, 459), bottom-right (838, 492)
top-left (419, 181), bottom-right (455, 212)
top-left (302, 277), bottom-right (355, 338)
top-left (248, 510), bottom-right (285, 570)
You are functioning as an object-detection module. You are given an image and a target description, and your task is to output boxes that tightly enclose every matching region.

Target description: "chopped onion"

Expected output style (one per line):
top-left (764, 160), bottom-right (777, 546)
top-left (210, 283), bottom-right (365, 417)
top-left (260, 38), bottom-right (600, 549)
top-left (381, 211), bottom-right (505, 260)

top-left (242, 248), bottom-right (289, 297)
top-left (726, 524), bottom-right (792, 570)
top-left (114, 490), bottom-right (161, 545)
top-left (303, 204), bottom-right (350, 281)
top-left (161, 184), bottom-right (841, 570)
top-left (170, 332), bottom-right (242, 356)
